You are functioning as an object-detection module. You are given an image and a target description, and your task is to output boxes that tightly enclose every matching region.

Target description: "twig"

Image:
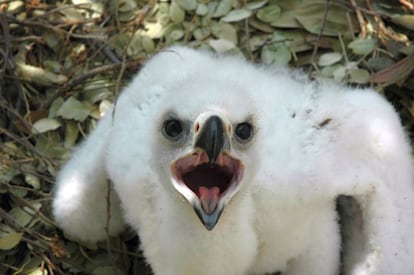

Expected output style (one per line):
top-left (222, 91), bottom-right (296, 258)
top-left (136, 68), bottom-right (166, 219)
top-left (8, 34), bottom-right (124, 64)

top-left (55, 60), bottom-right (143, 95)
top-left (4, 14), bottom-right (107, 41)
top-left (244, 17), bottom-right (253, 61)
top-left (0, 12), bottom-right (11, 80)
top-left (309, 0), bottom-right (330, 73)
top-left (399, 0), bottom-right (414, 11)
top-left (349, 0), bottom-right (367, 38)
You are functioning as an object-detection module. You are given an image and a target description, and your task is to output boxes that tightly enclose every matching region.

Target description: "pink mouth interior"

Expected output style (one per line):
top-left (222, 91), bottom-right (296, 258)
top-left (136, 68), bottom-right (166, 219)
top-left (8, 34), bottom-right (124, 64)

top-left (171, 151), bottom-right (243, 214)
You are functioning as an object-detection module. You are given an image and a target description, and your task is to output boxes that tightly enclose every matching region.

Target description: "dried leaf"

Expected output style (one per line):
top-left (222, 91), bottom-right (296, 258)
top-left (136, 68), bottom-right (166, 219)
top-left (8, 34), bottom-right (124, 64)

top-left (25, 174), bottom-right (41, 190)
top-left (391, 15), bottom-right (414, 31)
top-left (0, 232), bottom-right (24, 250)
top-left (16, 63), bottom-right (68, 86)
top-left (32, 118), bottom-right (62, 134)
top-left (26, 267), bottom-right (49, 275)
top-left (369, 53), bottom-right (414, 84)
top-left (7, 1), bottom-right (24, 14)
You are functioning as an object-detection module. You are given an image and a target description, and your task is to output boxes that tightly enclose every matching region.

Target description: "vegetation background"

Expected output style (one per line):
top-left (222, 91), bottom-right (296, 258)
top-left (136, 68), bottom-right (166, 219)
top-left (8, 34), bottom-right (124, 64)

top-left (1, 0), bottom-right (413, 274)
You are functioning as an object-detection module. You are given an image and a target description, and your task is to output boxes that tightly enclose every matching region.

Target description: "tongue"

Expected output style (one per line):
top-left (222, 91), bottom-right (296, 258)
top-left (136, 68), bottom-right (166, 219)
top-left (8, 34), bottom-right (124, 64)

top-left (199, 186), bottom-right (220, 215)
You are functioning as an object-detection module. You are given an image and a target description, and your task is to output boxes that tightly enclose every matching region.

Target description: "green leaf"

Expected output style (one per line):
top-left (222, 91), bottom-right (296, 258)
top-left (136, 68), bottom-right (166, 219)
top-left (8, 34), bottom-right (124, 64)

top-left (211, 22), bottom-right (238, 44)
top-left (117, 0), bottom-right (137, 12)
top-left (348, 39), bottom-right (376, 55)
top-left (257, 4), bottom-right (282, 23)
top-left (170, 0), bottom-right (185, 23)
top-left (295, 1), bottom-right (356, 36)
top-left (349, 68), bottom-right (370, 84)
top-left (176, 0), bottom-right (197, 11)
top-left (261, 45), bottom-right (292, 65)
top-left (318, 52), bottom-right (343, 66)
top-left (247, 0), bottom-right (268, 10)
top-left (221, 9), bottom-right (252, 22)
top-left (212, 0), bottom-right (233, 17)
top-left (64, 121), bottom-right (80, 148)
top-left (57, 97), bottom-right (91, 122)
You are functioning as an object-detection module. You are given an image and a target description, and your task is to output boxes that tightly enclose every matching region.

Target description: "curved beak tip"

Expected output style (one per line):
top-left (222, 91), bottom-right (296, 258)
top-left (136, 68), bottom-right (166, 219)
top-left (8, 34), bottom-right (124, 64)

top-left (195, 115), bottom-right (229, 164)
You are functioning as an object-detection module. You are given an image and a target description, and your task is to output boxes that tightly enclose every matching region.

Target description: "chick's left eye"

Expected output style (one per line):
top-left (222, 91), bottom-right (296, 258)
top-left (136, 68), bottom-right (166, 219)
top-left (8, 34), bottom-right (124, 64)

top-left (235, 122), bottom-right (253, 142)
top-left (163, 119), bottom-right (183, 139)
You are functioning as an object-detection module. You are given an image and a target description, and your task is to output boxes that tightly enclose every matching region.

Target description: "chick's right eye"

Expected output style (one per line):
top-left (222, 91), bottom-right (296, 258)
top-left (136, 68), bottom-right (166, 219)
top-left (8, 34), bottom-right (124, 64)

top-left (163, 119), bottom-right (183, 139)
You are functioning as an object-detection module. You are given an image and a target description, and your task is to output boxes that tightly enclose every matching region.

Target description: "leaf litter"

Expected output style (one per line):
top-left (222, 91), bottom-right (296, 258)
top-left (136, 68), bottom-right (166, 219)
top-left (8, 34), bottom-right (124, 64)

top-left (0, 0), bottom-right (413, 274)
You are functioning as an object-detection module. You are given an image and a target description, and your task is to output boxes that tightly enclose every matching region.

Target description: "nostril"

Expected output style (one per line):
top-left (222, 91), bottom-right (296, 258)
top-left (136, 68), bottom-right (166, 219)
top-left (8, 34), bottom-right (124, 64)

top-left (195, 123), bottom-right (200, 133)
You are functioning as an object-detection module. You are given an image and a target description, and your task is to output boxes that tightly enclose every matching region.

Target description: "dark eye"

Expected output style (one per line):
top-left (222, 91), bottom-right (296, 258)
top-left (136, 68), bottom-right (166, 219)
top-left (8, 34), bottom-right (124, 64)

top-left (163, 119), bottom-right (183, 140)
top-left (235, 122), bottom-right (253, 142)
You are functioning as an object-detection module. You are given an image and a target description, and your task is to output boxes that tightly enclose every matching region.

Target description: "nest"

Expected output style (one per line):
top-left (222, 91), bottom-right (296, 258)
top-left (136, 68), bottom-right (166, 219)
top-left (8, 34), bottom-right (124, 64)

top-left (0, 0), bottom-right (413, 274)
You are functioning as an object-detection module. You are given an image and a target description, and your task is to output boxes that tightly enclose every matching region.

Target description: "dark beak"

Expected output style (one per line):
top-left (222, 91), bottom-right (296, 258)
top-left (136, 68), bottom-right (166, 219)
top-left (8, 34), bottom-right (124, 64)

top-left (195, 115), bottom-right (230, 164)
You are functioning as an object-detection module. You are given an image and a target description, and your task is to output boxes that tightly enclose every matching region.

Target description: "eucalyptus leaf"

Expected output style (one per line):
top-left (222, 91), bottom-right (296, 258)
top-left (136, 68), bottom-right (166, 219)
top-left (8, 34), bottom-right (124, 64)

top-left (9, 207), bottom-right (33, 227)
top-left (49, 97), bottom-right (65, 118)
top-left (7, 1), bottom-right (24, 14)
top-left (209, 39), bottom-right (236, 53)
top-left (176, 0), bottom-right (197, 11)
top-left (195, 3), bottom-right (208, 15)
top-left (212, 0), bottom-right (233, 17)
top-left (390, 15), bottom-right (414, 31)
top-left (57, 97), bottom-right (91, 122)
top-left (117, 0), bottom-right (137, 12)
top-left (295, 1), bottom-right (356, 36)
top-left (349, 68), bottom-right (370, 84)
top-left (318, 52), bottom-right (343, 66)
top-left (16, 63), bottom-right (68, 86)
top-left (212, 22), bottom-right (238, 44)
top-left (257, 4), bottom-right (282, 23)
top-left (32, 118), bottom-right (62, 134)
top-left (261, 45), bottom-right (292, 65)
top-left (142, 36), bottom-right (155, 52)
top-left (221, 9), bottom-right (252, 22)
top-left (249, 18), bottom-right (274, 33)
top-left (348, 38), bottom-right (376, 55)
top-left (24, 174), bottom-right (40, 190)
top-left (0, 232), bottom-right (23, 250)
top-left (64, 121), bottom-right (80, 149)
top-left (320, 64), bottom-right (343, 77)
top-left (170, 1), bottom-right (185, 24)
top-left (247, 0), bottom-right (268, 10)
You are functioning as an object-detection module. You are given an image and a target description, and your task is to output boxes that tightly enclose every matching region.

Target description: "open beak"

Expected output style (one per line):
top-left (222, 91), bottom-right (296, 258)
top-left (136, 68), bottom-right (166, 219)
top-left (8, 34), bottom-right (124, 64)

top-left (170, 115), bottom-right (244, 230)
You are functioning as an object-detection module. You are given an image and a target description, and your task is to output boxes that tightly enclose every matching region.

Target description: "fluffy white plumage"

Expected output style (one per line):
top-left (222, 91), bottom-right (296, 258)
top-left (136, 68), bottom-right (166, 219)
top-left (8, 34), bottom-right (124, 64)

top-left (53, 46), bottom-right (414, 275)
